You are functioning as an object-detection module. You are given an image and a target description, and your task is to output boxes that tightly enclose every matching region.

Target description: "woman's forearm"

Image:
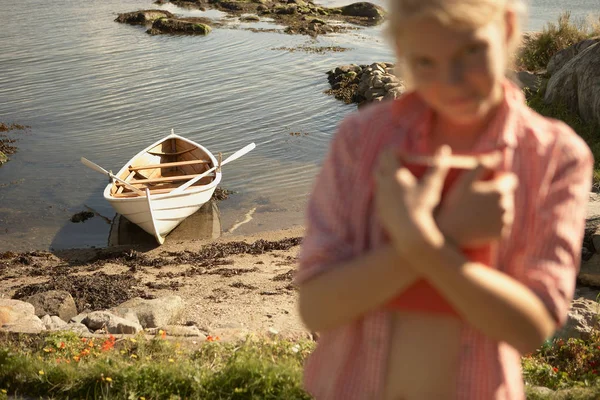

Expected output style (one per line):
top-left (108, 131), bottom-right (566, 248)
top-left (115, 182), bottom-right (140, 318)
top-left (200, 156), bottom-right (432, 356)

top-left (401, 239), bottom-right (556, 354)
top-left (298, 244), bottom-right (419, 332)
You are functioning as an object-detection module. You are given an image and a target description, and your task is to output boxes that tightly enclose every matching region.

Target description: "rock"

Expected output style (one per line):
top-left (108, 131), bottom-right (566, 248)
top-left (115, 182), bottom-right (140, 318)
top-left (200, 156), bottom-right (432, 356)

top-left (241, 14), bottom-right (260, 22)
top-left (555, 298), bottom-right (600, 340)
top-left (275, 4), bottom-right (297, 14)
top-left (82, 311), bottom-right (143, 334)
top-left (340, 2), bottom-right (385, 21)
top-left (157, 325), bottom-right (207, 338)
top-left (579, 253), bottom-right (600, 287)
top-left (25, 290), bottom-right (78, 322)
top-left (41, 315), bottom-right (68, 330)
top-left (148, 18), bottom-right (212, 35)
top-left (70, 312), bottom-right (88, 325)
top-left (111, 295), bottom-right (185, 329)
top-left (64, 323), bottom-right (91, 335)
top-left (256, 4), bottom-right (268, 13)
top-left (0, 299), bottom-right (45, 334)
top-left (384, 82), bottom-right (399, 91)
top-left (115, 10), bottom-right (174, 25)
top-left (544, 42), bottom-right (600, 128)
top-left (365, 87), bottom-right (386, 100)
top-left (592, 224), bottom-right (600, 253)
top-left (547, 38), bottom-right (600, 76)
top-left (515, 70), bottom-right (541, 94)
top-left (382, 75), bottom-right (399, 84)
top-left (384, 86), bottom-right (405, 100)
top-left (372, 78), bottom-right (384, 89)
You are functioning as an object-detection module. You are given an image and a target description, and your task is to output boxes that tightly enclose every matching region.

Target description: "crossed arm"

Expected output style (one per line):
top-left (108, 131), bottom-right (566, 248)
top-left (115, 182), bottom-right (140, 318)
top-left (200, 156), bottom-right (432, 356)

top-left (297, 129), bottom-right (593, 355)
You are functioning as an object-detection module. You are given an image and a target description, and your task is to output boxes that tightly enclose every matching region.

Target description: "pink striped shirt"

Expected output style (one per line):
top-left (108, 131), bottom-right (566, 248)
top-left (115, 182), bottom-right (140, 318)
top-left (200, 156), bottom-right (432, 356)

top-left (296, 80), bottom-right (594, 399)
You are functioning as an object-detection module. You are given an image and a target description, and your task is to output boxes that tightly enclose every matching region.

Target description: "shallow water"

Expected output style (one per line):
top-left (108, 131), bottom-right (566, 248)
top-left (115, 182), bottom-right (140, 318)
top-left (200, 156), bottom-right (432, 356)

top-left (0, 0), bottom-right (597, 251)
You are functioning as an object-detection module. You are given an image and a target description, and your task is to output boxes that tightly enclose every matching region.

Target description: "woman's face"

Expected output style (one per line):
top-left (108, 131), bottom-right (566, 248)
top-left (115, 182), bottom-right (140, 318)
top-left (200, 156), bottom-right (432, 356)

top-left (396, 13), bottom-right (513, 124)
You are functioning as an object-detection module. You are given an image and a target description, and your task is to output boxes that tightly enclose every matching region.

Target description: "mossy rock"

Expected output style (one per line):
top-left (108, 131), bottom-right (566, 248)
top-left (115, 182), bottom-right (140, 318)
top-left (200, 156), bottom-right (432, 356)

top-left (340, 2), bottom-right (385, 20)
top-left (115, 9), bottom-right (175, 25)
top-left (149, 18), bottom-right (212, 35)
top-left (0, 151), bottom-right (7, 165)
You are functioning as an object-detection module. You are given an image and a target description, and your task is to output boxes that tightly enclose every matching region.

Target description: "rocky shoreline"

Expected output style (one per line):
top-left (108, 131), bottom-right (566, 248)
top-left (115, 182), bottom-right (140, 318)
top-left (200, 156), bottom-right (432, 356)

top-left (0, 123), bottom-right (29, 167)
top-left (0, 228), bottom-right (309, 341)
top-left (115, 1), bottom-right (385, 37)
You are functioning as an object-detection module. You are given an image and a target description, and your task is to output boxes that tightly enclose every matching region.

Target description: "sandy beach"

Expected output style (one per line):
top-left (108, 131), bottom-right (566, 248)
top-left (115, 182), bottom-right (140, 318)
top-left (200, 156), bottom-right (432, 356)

top-left (0, 226), bottom-right (309, 340)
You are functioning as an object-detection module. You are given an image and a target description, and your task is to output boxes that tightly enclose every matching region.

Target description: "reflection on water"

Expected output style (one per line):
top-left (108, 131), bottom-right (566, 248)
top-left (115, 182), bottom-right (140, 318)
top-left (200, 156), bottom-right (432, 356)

top-left (108, 200), bottom-right (222, 246)
top-left (0, 0), bottom-right (597, 251)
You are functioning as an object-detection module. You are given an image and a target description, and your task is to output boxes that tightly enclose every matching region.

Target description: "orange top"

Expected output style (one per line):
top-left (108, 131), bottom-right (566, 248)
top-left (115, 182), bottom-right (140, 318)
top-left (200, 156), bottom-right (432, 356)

top-left (384, 162), bottom-right (495, 317)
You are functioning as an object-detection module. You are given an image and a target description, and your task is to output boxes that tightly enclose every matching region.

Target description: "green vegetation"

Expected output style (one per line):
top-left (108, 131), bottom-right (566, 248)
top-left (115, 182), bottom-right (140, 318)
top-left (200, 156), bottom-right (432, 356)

top-left (526, 88), bottom-right (600, 188)
top-left (5, 326), bottom-right (600, 399)
top-left (517, 11), bottom-right (600, 72)
top-left (0, 331), bottom-right (314, 400)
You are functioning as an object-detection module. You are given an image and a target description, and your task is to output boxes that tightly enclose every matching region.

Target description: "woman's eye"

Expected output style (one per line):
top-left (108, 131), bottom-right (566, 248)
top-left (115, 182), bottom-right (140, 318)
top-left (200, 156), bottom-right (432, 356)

top-left (414, 57), bottom-right (434, 68)
top-left (465, 44), bottom-right (484, 55)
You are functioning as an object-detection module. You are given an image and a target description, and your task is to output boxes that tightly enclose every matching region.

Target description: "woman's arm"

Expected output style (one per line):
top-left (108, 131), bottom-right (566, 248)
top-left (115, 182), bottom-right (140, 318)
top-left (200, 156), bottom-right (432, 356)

top-left (298, 244), bottom-right (419, 332)
top-left (396, 136), bottom-right (593, 355)
top-left (401, 240), bottom-right (555, 355)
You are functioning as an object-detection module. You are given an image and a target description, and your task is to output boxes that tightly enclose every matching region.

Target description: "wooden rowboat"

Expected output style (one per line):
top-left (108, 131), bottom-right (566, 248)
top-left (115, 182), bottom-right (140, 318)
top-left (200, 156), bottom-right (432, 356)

top-left (102, 131), bottom-right (222, 245)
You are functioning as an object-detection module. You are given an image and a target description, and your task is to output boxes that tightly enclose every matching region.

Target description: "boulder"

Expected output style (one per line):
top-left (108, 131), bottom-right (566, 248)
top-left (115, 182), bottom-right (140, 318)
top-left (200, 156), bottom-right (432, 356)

top-left (554, 298), bottom-right (600, 340)
top-left (148, 18), bottom-right (212, 35)
top-left (340, 2), bottom-right (385, 21)
top-left (515, 71), bottom-right (541, 94)
top-left (82, 311), bottom-right (143, 334)
top-left (544, 42), bottom-right (600, 128)
top-left (0, 299), bottom-right (45, 334)
top-left (578, 253), bottom-right (600, 287)
top-left (41, 315), bottom-right (68, 330)
top-left (115, 10), bottom-right (175, 25)
top-left (110, 295), bottom-right (185, 329)
top-left (25, 290), bottom-right (78, 322)
top-left (547, 38), bottom-right (600, 76)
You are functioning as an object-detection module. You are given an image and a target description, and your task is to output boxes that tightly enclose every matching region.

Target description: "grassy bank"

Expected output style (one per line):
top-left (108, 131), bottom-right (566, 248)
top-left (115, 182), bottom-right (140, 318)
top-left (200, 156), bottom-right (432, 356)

top-left (0, 331), bottom-right (314, 400)
top-left (3, 330), bottom-right (600, 399)
top-left (526, 90), bottom-right (600, 188)
top-left (517, 11), bottom-right (600, 72)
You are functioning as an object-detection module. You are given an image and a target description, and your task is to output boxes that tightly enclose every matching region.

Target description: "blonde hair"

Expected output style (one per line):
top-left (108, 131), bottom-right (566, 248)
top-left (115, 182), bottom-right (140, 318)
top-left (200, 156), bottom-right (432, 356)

top-left (386, 0), bottom-right (528, 82)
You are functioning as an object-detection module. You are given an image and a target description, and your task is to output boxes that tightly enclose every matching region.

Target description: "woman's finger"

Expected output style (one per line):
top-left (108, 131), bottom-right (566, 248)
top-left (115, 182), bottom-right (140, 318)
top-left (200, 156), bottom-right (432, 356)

top-left (420, 145), bottom-right (452, 198)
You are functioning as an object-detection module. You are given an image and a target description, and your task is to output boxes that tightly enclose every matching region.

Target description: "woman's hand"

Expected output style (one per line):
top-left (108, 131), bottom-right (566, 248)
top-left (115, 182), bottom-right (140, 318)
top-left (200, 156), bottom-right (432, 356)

top-left (374, 146), bottom-right (451, 252)
top-left (436, 160), bottom-right (518, 247)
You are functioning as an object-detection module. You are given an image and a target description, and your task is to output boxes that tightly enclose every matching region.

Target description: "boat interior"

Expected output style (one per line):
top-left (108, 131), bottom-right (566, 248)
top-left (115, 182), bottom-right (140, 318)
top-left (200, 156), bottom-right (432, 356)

top-left (110, 137), bottom-right (217, 198)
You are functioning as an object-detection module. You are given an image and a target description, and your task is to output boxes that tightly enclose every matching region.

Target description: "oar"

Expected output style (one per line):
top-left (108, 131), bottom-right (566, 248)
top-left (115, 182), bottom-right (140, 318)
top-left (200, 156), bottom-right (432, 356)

top-left (80, 157), bottom-right (145, 196)
top-left (170, 143), bottom-right (256, 195)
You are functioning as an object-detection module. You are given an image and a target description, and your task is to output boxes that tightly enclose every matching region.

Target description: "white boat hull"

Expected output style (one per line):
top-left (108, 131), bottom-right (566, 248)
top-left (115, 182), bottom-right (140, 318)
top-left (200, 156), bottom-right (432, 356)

top-left (102, 132), bottom-right (222, 244)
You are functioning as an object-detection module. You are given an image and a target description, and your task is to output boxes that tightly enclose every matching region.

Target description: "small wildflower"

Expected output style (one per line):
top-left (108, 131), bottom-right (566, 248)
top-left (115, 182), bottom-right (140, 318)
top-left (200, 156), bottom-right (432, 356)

top-left (291, 344), bottom-right (300, 353)
top-left (81, 338), bottom-right (88, 343)
top-left (73, 355), bottom-right (80, 362)
top-left (553, 367), bottom-right (559, 373)
top-left (130, 354), bottom-right (138, 359)
top-left (1, 389), bottom-right (6, 394)
top-left (168, 358), bottom-right (175, 363)
top-left (140, 397), bottom-right (146, 400)
top-left (160, 330), bottom-right (166, 339)
top-left (58, 342), bottom-right (66, 349)
top-left (105, 377), bottom-right (112, 382)
top-left (38, 370), bottom-right (45, 375)
top-left (129, 338), bottom-right (137, 343)
top-left (594, 370), bottom-right (598, 375)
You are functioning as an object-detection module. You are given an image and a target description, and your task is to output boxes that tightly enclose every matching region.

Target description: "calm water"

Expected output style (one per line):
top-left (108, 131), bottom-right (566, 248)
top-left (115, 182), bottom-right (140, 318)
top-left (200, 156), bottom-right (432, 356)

top-left (0, 0), bottom-right (597, 251)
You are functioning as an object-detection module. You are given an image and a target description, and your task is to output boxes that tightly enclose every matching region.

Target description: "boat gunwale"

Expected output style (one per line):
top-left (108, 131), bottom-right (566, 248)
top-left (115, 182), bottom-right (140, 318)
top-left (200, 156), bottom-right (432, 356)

top-left (103, 133), bottom-right (222, 202)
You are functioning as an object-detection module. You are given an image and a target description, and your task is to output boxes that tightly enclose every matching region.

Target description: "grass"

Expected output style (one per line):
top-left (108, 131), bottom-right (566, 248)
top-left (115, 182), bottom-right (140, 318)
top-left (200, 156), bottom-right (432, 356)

top-left (0, 331), bottom-right (314, 400)
top-left (526, 87), bottom-right (600, 188)
top-left (517, 11), bottom-right (600, 72)
top-left (4, 328), bottom-right (600, 399)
